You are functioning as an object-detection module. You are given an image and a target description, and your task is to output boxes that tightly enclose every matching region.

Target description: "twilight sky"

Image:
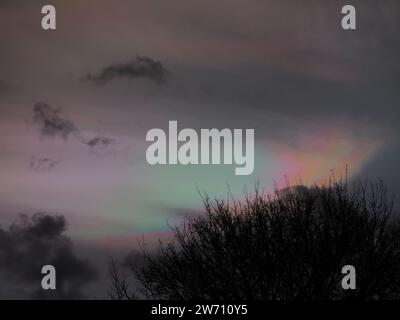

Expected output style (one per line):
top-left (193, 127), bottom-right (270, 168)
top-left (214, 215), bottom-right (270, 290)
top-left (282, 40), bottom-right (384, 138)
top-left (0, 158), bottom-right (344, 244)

top-left (0, 0), bottom-right (399, 298)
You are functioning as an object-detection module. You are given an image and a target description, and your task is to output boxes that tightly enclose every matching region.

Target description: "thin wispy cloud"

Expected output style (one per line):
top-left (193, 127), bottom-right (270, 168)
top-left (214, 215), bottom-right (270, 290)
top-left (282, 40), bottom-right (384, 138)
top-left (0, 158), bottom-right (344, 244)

top-left (86, 56), bottom-right (170, 85)
top-left (33, 102), bottom-right (78, 140)
top-left (86, 135), bottom-right (115, 148)
top-left (32, 102), bottom-right (117, 155)
top-left (29, 156), bottom-right (60, 173)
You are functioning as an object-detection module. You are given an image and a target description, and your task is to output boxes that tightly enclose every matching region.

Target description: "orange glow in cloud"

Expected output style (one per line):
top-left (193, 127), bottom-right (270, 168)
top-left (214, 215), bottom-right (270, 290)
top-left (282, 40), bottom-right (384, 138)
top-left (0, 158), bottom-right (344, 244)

top-left (273, 127), bottom-right (382, 186)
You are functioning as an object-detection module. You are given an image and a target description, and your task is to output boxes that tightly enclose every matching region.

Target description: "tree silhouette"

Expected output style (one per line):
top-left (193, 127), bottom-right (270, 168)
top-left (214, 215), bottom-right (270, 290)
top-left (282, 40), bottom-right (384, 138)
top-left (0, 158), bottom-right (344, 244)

top-left (111, 178), bottom-right (400, 300)
top-left (108, 258), bottom-right (136, 300)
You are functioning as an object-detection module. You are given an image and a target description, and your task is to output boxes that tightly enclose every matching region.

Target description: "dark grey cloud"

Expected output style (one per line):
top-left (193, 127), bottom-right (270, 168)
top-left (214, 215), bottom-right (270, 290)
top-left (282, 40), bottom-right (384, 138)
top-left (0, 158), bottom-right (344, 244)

top-left (33, 102), bottom-right (78, 140)
top-left (0, 213), bottom-right (98, 299)
top-left (86, 135), bottom-right (115, 148)
top-left (32, 102), bottom-right (117, 157)
top-left (81, 135), bottom-right (117, 157)
top-left (86, 56), bottom-right (170, 85)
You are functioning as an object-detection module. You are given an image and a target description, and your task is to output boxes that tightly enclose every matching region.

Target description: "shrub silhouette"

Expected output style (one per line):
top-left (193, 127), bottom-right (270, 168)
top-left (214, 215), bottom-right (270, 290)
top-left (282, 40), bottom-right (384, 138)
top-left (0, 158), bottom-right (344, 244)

top-left (114, 178), bottom-right (400, 300)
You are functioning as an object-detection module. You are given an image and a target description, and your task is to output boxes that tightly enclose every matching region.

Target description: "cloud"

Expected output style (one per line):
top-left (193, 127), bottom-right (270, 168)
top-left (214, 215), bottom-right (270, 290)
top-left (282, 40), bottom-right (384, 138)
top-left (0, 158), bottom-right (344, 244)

top-left (29, 156), bottom-right (60, 173)
top-left (33, 102), bottom-right (78, 140)
top-left (32, 102), bottom-right (118, 157)
top-left (0, 213), bottom-right (98, 299)
top-left (86, 135), bottom-right (115, 148)
top-left (83, 135), bottom-right (117, 156)
top-left (86, 56), bottom-right (170, 85)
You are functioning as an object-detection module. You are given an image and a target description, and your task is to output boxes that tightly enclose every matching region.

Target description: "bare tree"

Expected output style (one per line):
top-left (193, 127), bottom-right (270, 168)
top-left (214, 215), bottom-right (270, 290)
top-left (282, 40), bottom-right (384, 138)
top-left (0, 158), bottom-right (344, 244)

top-left (108, 258), bottom-right (135, 300)
top-left (112, 177), bottom-right (400, 300)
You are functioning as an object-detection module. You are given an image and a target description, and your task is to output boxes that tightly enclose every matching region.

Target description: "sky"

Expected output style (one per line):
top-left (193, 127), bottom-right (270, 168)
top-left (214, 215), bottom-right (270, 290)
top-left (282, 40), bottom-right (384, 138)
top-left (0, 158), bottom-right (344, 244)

top-left (0, 0), bottom-right (399, 298)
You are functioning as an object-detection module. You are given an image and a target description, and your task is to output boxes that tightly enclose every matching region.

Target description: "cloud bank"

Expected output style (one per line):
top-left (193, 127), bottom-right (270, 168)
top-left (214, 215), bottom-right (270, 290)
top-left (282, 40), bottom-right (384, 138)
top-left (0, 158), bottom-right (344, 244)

top-left (0, 213), bottom-right (98, 299)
